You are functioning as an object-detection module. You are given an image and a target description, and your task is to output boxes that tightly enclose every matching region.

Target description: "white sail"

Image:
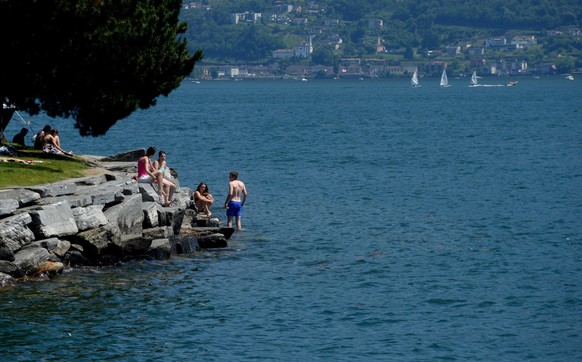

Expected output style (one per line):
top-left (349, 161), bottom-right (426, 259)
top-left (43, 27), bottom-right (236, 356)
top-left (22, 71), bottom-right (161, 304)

top-left (470, 71), bottom-right (478, 86)
top-left (411, 70), bottom-right (420, 87)
top-left (440, 69), bottom-right (451, 87)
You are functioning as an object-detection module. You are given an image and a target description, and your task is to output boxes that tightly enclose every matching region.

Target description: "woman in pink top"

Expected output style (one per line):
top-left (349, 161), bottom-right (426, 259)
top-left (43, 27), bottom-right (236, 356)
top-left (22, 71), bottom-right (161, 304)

top-left (137, 146), bottom-right (175, 206)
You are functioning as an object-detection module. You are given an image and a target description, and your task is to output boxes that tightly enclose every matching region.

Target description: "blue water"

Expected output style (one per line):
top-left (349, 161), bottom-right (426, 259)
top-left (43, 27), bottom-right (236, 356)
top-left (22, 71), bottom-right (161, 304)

top-left (2, 78), bottom-right (581, 361)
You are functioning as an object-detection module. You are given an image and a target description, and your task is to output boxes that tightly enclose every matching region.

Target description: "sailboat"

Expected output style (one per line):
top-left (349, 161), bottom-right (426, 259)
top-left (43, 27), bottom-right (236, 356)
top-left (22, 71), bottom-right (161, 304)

top-left (470, 71), bottom-right (479, 87)
top-left (411, 70), bottom-right (421, 87)
top-left (440, 69), bottom-right (451, 87)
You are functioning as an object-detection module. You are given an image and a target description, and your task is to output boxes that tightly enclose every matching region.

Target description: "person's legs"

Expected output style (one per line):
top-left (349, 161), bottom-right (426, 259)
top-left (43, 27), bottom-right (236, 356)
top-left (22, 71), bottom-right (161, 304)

top-left (162, 179), bottom-right (175, 204)
top-left (235, 216), bottom-right (242, 230)
top-left (155, 173), bottom-right (167, 204)
top-left (227, 216), bottom-right (233, 227)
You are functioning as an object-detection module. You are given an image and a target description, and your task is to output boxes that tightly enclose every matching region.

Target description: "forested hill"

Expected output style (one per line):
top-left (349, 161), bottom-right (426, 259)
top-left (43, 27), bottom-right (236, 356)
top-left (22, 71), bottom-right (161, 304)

top-left (180, 0), bottom-right (582, 63)
top-left (331, 0), bottom-right (580, 28)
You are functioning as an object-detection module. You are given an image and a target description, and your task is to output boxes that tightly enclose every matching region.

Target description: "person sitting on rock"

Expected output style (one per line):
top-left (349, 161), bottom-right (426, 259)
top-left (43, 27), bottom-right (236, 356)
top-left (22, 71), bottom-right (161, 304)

top-left (137, 146), bottom-right (175, 206)
top-left (193, 182), bottom-right (214, 216)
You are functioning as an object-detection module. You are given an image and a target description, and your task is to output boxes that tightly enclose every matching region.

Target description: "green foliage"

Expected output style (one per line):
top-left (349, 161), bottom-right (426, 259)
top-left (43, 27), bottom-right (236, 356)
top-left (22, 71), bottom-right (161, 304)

top-left (180, 0), bottom-right (580, 65)
top-left (0, 0), bottom-right (203, 137)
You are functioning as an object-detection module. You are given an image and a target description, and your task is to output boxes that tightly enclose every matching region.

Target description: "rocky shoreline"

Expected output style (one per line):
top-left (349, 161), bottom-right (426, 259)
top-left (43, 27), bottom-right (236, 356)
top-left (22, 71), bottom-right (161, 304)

top-left (0, 149), bottom-right (233, 288)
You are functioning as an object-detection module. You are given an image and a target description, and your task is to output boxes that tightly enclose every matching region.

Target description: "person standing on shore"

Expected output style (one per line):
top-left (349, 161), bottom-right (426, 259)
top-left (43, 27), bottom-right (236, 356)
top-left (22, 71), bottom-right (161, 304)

top-left (224, 171), bottom-right (247, 230)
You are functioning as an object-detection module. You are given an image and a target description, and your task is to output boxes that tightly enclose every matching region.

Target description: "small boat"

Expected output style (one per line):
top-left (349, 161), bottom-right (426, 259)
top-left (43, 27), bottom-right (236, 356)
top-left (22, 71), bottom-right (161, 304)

top-left (469, 71), bottom-right (479, 87)
top-left (411, 70), bottom-right (421, 87)
top-left (566, 74), bottom-right (574, 81)
top-left (440, 69), bottom-right (451, 87)
top-left (505, 81), bottom-right (518, 87)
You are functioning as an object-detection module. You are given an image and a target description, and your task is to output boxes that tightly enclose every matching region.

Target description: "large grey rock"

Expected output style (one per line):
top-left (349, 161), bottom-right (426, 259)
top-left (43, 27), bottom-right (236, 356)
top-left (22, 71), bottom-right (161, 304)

top-left (0, 260), bottom-right (24, 278)
top-left (116, 234), bottom-right (151, 256)
top-left (73, 226), bottom-right (121, 263)
top-left (0, 188), bottom-right (41, 207)
top-left (64, 250), bottom-right (91, 266)
top-left (13, 246), bottom-right (51, 275)
top-left (0, 213), bottom-right (34, 253)
top-left (74, 226), bottom-right (116, 253)
top-left (0, 198), bottom-right (19, 216)
top-left (76, 177), bottom-right (138, 205)
top-left (71, 174), bottom-right (108, 186)
top-left (72, 205), bottom-right (108, 231)
top-left (35, 194), bottom-right (94, 208)
top-left (0, 272), bottom-right (17, 288)
top-left (138, 183), bottom-right (160, 203)
top-left (172, 189), bottom-right (192, 210)
top-left (34, 261), bottom-right (64, 276)
top-left (197, 233), bottom-right (227, 249)
top-left (27, 182), bottom-right (76, 197)
top-left (24, 237), bottom-right (71, 258)
top-left (142, 226), bottom-right (173, 241)
top-left (28, 201), bottom-right (78, 239)
top-left (104, 194), bottom-right (143, 236)
top-left (142, 202), bottom-right (159, 228)
top-left (148, 239), bottom-right (172, 260)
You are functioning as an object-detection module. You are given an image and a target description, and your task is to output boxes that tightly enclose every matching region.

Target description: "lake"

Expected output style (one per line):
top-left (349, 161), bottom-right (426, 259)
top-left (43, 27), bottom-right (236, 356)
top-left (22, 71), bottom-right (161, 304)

top-left (1, 77), bottom-right (581, 361)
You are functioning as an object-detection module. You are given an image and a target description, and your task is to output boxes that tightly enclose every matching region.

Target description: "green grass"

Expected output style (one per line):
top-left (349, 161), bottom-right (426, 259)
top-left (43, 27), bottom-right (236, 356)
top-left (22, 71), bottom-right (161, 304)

top-left (0, 148), bottom-right (89, 188)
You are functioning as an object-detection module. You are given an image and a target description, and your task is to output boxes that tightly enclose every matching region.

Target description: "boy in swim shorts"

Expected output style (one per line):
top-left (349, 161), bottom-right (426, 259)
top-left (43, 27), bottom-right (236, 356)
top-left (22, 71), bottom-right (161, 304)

top-left (224, 171), bottom-right (247, 230)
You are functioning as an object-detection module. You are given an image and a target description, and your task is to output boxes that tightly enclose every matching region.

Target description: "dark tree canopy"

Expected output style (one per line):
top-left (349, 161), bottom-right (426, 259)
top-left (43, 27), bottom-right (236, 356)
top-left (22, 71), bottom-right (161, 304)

top-left (0, 0), bottom-right (203, 136)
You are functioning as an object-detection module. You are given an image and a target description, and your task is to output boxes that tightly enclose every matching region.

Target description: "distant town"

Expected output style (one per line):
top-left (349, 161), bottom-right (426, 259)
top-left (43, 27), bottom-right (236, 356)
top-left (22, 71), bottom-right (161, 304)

top-left (182, 1), bottom-right (582, 80)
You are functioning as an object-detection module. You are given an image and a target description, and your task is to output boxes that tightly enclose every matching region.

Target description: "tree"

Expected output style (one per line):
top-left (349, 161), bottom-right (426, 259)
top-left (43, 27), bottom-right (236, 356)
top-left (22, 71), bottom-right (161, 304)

top-left (0, 0), bottom-right (203, 137)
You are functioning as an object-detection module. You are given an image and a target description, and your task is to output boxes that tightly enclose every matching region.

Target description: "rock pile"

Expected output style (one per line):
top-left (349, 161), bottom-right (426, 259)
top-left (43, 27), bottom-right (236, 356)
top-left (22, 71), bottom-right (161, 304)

top-left (0, 151), bottom-right (233, 287)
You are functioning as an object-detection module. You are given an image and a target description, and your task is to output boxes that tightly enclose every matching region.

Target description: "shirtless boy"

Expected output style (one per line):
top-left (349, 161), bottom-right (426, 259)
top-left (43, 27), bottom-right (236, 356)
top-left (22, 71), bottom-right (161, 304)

top-left (224, 171), bottom-right (248, 230)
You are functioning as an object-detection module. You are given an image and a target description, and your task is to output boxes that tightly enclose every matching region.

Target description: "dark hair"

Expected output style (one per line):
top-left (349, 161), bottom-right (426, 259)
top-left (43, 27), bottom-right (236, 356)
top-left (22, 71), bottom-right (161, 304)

top-left (158, 150), bottom-right (166, 157)
top-left (146, 146), bottom-right (156, 156)
top-left (42, 125), bottom-right (51, 132)
top-left (196, 182), bottom-right (209, 193)
top-left (229, 171), bottom-right (238, 180)
top-left (20, 128), bottom-right (28, 135)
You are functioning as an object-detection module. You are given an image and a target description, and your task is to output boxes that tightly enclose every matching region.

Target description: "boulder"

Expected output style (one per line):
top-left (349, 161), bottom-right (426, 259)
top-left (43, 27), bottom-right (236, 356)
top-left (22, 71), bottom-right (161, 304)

top-left (197, 233), bottom-right (228, 249)
top-left (0, 260), bottom-right (24, 278)
top-left (34, 261), bottom-right (65, 276)
top-left (116, 234), bottom-right (151, 256)
top-left (104, 194), bottom-right (143, 236)
top-left (0, 212), bottom-right (35, 253)
top-left (0, 198), bottom-right (19, 216)
top-left (13, 246), bottom-right (51, 275)
top-left (73, 226), bottom-right (120, 263)
top-left (142, 226), bottom-right (173, 241)
top-left (0, 272), bottom-right (17, 288)
top-left (72, 205), bottom-right (108, 231)
top-left (63, 250), bottom-right (91, 266)
top-left (36, 194), bottom-right (94, 208)
top-left (142, 202), bottom-right (159, 228)
top-left (76, 177), bottom-right (137, 205)
top-left (171, 235), bottom-right (199, 254)
top-left (27, 182), bottom-right (76, 197)
top-left (0, 188), bottom-right (41, 207)
top-left (138, 183), bottom-right (160, 203)
top-left (28, 201), bottom-right (78, 239)
top-left (71, 174), bottom-right (108, 186)
top-left (148, 238), bottom-right (172, 260)
top-left (24, 237), bottom-right (71, 258)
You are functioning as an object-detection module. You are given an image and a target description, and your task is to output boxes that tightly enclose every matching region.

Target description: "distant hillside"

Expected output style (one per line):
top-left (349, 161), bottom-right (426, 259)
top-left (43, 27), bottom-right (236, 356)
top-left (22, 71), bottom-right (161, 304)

top-left (180, 0), bottom-right (582, 66)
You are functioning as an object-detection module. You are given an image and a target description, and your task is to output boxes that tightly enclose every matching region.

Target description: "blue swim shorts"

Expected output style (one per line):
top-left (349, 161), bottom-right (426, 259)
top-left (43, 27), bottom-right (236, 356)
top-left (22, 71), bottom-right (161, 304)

top-left (226, 201), bottom-right (242, 217)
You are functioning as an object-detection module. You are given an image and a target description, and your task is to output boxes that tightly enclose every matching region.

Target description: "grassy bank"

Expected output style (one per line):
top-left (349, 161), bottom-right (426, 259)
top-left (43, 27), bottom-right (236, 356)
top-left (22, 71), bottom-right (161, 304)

top-left (0, 148), bottom-right (89, 188)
